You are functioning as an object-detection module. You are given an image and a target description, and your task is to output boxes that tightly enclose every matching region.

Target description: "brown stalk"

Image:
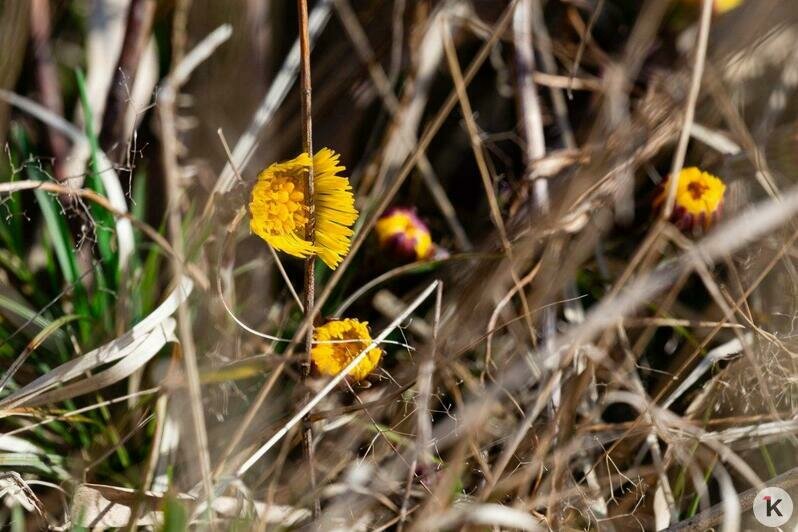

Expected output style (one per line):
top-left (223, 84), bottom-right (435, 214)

top-left (296, 0), bottom-right (320, 519)
top-left (157, 23), bottom-right (232, 520)
top-left (29, 0), bottom-right (68, 182)
top-left (99, 0), bottom-right (156, 155)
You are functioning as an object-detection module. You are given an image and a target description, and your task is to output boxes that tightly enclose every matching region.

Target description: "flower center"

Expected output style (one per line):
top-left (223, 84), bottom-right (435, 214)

top-left (254, 172), bottom-right (308, 235)
top-left (333, 328), bottom-right (366, 358)
top-left (687, 180), bottom-right (709, 200)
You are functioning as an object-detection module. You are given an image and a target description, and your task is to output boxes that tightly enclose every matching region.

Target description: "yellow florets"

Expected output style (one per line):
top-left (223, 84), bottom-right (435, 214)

top-left (673, 167), bottom-right (725, 216)
top-left (250, 169), bottom-right (308, 240)
top-left (311, 319), bottom-right (382, 381)
top-left (655, 167), bottom-right (726, 231)
top-left (249, 148), bottom-right (358, 269)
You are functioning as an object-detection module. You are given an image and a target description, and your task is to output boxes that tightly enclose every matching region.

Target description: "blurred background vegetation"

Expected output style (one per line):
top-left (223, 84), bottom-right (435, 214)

top-left (2, 0), bottom-right (798, 530)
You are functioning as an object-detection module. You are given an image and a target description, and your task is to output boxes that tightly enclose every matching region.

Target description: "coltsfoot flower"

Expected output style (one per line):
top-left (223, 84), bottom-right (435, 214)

top-left (654, 167), bottom-right (726, 231)
top-left (713, 0), bottom-right (743, 12)
top-left (684, 0), bottom-right (743, 14)
top-left (375, 207), bottom-right (433, 262)
top-left (249, 148), bottom-right (358, 269)
top-left (311, 319), bottom-right (382, 381)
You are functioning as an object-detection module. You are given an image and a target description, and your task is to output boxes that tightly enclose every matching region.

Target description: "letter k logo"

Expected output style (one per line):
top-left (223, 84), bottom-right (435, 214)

top-left (765, 495), bottom-right (784, 517)
top-left (755, 487), bottom-right (792, 526)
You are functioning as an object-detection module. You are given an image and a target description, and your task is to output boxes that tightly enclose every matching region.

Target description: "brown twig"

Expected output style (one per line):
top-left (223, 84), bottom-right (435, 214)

top-left (296, 0), bottom-right (320, 519)
top-left (29, 0), bottom-right (68, 182)
top-left (99, 0), bottom-right (156, 155)
top-left (568, 0), bottom-right (604, 97)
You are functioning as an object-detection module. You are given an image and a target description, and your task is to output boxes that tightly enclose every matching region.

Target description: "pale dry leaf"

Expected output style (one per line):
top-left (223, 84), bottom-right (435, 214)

top-left (0, 277), bottom-right (192, 410)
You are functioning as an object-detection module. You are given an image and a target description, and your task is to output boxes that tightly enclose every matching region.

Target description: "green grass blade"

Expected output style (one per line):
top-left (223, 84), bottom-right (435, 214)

top-left (0, 293), bottom-right (70, 355)
top-left (10, 126), bottom-right (93, 341)
top-left (74, 68), bottom-right (117, 287)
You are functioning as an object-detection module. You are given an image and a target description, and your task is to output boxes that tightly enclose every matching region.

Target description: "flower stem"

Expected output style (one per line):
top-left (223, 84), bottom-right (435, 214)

top-left (297, 0), bottom-right (320, 519)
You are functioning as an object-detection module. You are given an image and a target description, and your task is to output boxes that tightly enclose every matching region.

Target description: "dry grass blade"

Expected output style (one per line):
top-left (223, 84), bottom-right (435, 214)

top-left (513, 0), bottom-right (547, 208)
top-left (158, 23), bottom-right (231, 508)
top-left (442, 13), bottom-right (539, 353)
top-left (415, 502), bottom-right (543, 531)
top-left (20, 320), bottom-right (175, 408)
top-left (0, 314), bottom-right (80, 395)
top-left (3, 388), bottom-right (159, 438)
top-left (0, 472), bottom-right (47, 522)
top-left (661, 334), bottom-right (751, 409)
top-left (0, 277), bottom-right (191, 410)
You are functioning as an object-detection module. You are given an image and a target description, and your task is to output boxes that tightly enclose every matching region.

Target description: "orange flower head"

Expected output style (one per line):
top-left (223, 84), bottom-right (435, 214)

top-left (375, 207), bottom-right (433, 262)
top-left (654, 167), bottom-right (726, 232)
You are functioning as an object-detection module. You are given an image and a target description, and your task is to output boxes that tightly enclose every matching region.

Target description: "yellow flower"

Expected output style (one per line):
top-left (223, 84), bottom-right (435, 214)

top-left (311, 319), bottom-right (382, 381)
top-left (655, 167), bottom-right (726, 231)
top-left (683, 0), bottom-right (742, 14)
top-left (249, 148), bottom-right (358, 269)
top-left (713, 0), bottom-right (742, 13)
top-left (375, 207), bottom-right (433, 261)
